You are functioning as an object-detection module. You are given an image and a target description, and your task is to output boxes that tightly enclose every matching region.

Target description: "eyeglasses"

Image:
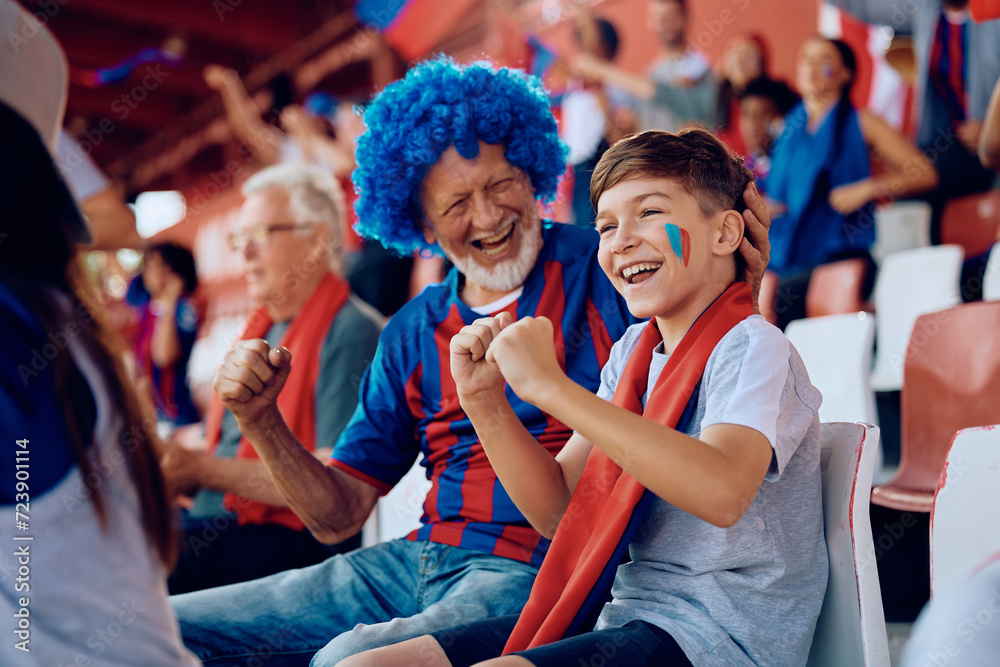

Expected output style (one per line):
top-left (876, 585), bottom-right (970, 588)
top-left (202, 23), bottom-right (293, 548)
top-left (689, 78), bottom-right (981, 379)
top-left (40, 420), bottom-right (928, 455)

top-left (227, 223), bottom-right (318, 252)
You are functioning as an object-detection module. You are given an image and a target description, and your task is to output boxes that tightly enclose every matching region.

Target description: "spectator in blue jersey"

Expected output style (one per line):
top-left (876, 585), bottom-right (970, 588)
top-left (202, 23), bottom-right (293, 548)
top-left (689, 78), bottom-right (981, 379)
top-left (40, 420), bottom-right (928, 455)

top-left (125, 242), bottom-right (202, 429)
top-left (0, 1), bottom-right (197, 663)
top-left (345, 128), bottom-right (827, 667)
top-left (760, 37), bottom-right (938, 330)
top-left (830, 0), bottom-right (1000, 224)
top-left (171, 57), bottom-right (772, 666)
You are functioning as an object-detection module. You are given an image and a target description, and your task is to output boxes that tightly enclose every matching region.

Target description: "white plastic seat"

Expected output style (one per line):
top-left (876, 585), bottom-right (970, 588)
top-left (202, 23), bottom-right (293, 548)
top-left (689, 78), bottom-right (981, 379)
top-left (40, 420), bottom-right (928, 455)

top-left (929, 425), bottom-right (1000, 599)
top-left (869, 245), bottom-right (963, 392)
top-left (871, 201), bottom-right (932, 265)
top-left (807, 422), bottom-right (890, 667)
top-left (363, 458), bottom-right (430, 547)
top-left (983, 242), bottom-right (1000, 302)
top-left (786, 312), bottom-right (877, 426)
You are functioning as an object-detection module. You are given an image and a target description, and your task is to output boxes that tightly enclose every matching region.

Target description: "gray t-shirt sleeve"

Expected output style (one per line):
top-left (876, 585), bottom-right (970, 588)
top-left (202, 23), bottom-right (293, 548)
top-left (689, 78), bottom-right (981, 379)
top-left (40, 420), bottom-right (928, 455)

top-left (700, 317), bottom-right (822, 480)
top-left (315, 297), bottom-right (384, 448)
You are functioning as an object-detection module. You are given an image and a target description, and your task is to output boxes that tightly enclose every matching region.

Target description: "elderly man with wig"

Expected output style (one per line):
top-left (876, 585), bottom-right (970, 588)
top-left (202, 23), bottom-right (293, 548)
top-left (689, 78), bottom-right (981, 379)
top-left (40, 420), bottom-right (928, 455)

top-left (172, 58), bottom-right (771, 666)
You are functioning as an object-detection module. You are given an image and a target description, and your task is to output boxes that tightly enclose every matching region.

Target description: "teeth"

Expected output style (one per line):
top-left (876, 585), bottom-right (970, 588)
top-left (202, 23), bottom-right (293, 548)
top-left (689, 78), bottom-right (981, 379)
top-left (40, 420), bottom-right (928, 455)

top-left (480, 236), bottom-right (511, 257)
top-left (621, 263), bottom-right (662, 279)
top-left (475, 223), bottom-right (513, 246)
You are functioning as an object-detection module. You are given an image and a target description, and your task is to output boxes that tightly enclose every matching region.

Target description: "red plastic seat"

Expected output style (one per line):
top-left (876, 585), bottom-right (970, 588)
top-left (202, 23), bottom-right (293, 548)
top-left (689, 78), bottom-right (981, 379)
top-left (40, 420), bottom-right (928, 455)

top-left (940, 190), bottom-right (1000, 258)
top-left (871, 301), bottom-right (1000, 512)
top-left (806, 258), bottom-right (869, 318)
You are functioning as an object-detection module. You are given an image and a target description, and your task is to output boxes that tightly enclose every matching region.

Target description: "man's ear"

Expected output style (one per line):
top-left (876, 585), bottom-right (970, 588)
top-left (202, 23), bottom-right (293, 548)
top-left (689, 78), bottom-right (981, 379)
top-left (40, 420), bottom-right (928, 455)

top-left (421, 221), bottom-right (437, 246)
top-left (714, 209), bottom-right (745, 256)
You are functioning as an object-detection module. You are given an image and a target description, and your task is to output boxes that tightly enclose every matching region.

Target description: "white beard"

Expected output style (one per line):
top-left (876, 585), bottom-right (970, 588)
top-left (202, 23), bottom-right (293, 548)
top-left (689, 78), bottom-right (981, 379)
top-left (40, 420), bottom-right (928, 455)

top-left (452, 212), bottom-right (543, 293)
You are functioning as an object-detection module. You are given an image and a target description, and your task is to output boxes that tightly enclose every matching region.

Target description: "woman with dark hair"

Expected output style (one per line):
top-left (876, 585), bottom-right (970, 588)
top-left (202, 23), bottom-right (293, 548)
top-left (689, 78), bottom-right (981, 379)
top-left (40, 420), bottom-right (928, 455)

top-left (126, 242), bottom-right (202, 428)
top-left (0, 1), bottom-right (197, 662)
top-left (714, 33), bottom-right (771, 155)
top-left (761, 36), bottom-right (940, 329)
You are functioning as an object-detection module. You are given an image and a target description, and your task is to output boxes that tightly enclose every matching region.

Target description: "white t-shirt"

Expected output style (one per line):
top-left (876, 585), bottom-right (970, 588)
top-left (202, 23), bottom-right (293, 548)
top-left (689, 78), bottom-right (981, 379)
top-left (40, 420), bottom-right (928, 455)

top-left (634, 48), bottom-right (712, 132)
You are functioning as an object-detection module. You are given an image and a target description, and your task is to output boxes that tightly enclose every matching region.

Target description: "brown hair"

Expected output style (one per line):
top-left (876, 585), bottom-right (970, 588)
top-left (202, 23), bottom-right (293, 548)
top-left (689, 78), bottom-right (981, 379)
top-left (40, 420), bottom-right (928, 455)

top-left (1, 105), bottom-right (177, 568)
top-left (590, 129), bottom-right (753, 219)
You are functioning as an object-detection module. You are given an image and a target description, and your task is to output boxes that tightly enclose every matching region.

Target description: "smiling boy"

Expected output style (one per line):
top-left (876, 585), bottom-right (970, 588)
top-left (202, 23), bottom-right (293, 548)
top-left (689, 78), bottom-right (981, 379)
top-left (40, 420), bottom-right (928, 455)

top-left (341, 129), bottom-right (828, 667)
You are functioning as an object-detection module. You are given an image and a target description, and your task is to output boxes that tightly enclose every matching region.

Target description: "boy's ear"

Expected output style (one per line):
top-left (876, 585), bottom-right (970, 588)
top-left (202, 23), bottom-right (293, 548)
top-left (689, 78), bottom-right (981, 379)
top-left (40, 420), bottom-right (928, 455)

top-left (713, 209), bottom-right (745, 257)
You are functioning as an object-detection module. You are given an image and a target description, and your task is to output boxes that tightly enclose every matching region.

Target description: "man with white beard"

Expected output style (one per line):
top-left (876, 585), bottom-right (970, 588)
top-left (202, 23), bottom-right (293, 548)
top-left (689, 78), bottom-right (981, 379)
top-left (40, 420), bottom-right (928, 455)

top-left (172, 58), bottom-right (771, 666)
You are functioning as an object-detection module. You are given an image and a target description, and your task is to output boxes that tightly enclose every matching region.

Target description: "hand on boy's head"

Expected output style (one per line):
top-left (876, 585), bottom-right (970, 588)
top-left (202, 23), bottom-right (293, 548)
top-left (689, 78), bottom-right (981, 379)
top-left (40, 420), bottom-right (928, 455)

top-left (485, 316), bottom-right (564, 406)
top-left (738, 182), bottom-right (771, 314)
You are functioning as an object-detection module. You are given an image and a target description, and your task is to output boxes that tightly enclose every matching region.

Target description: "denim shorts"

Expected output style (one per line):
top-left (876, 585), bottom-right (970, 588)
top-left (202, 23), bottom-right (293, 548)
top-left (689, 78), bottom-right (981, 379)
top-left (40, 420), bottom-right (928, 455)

top-left (171, 539), bottom-right (539, 666)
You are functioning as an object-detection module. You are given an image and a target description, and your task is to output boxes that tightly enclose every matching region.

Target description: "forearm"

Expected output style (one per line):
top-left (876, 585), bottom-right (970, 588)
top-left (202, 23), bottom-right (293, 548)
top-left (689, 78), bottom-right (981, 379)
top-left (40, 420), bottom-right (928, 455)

top-left (235, 407), bottom-right (374, 543)
top-left (535, 378), bottom-right (758, 527)
top-left (980, 82), bottom-right (1000, 171)
top-left (588, 60), bottom-right (655, 100)
top-left (150, 302), bottom-right (182, 368)
top-left (218, 80), bottom-right (281, 165)
top-left (79, 190), bottom-right (142, 250)
top-left (295, 134), bottom-right (355, 176)
top-left (462, 393), bottom-right (574, 538)
top-left (874, 159), bottom-right (939, 202)
top-left (199, 457), bottom-right (291, 507)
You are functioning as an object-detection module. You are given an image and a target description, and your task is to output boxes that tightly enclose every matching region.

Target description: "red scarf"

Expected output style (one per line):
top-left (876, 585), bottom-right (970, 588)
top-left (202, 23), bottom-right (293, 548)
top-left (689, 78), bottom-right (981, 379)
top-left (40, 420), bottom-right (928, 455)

top-left (504, 282), bottom-right (753, 652)
top-left (204, 272), bottom-right (351, 530)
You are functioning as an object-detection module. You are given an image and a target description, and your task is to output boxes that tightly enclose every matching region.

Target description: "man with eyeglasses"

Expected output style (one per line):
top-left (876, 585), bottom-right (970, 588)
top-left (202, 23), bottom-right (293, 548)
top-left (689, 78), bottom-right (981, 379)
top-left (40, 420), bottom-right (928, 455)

top-left (158, 162), bottom-right (383, 595)
top-left (172, 58), bottom-right (771, 665)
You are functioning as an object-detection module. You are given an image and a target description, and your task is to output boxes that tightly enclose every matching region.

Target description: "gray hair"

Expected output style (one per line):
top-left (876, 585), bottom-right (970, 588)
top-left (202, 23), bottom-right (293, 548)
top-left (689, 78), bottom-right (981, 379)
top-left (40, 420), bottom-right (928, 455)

top-left (242, 163), bottom-right (346, 255)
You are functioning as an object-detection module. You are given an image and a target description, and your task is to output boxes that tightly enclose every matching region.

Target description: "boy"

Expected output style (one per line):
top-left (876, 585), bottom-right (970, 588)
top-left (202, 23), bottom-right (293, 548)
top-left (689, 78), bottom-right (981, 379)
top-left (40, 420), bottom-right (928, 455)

top-left (338, 130), bottom-right (826, 667)
top-left (739, 76), bottom-right (798, 190)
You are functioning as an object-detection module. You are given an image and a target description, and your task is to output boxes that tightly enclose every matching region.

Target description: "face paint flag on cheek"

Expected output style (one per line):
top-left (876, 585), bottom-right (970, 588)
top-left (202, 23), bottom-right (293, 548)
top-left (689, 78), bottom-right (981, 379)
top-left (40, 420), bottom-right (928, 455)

top-left (664, 224), bottom-right (691, 267)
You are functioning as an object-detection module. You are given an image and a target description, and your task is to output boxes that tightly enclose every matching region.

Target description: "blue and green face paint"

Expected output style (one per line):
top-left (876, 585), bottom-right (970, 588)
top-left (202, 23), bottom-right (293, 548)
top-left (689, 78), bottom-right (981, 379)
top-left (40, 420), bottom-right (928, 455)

top-left (664, 224), bottom-right (691, 267)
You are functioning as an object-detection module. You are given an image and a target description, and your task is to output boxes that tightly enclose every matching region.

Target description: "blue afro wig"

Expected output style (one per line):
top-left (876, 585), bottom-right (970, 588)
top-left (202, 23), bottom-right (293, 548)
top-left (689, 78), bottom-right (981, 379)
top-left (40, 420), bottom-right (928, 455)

top-left (352, 57), bottom-right (568, 255)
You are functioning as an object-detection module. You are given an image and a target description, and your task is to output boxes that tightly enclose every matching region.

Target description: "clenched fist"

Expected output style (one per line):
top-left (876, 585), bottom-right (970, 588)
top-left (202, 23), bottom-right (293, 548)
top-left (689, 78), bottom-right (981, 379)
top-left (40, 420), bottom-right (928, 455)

top-left (213, 340), bottom-right (292, 425)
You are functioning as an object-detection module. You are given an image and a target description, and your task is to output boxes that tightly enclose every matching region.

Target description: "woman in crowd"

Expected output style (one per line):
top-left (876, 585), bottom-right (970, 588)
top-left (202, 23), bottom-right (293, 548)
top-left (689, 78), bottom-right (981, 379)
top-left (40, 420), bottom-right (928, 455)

top-left (0, 1), bottom-right (197, 662)
top-left (714, 33), bottom-right (770, 154)
top-left (126, 242), bottom-right (202, 429)
top-left (762, 36), bottom-right (939, 328)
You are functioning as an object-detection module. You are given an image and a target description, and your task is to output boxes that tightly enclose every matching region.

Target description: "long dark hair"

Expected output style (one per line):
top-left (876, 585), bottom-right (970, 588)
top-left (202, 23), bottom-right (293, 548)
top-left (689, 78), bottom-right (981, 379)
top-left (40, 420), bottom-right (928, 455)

top-left (0, 103), bottom-right (176, 568)
top-left (828, 38), bottom-right (858, 99)
top-left (147, 242), bottom-right (199, 294)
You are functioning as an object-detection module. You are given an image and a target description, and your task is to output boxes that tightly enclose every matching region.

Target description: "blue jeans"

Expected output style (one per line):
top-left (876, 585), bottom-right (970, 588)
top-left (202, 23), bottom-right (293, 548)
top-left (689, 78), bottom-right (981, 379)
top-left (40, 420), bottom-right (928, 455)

top-left (171, 539), bottom-right (539, 666)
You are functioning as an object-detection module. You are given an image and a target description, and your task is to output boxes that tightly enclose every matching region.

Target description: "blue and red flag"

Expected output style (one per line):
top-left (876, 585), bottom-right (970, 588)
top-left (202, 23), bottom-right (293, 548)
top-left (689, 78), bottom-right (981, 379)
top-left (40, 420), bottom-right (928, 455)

top-left (355, 0), bottom-right (479, 61)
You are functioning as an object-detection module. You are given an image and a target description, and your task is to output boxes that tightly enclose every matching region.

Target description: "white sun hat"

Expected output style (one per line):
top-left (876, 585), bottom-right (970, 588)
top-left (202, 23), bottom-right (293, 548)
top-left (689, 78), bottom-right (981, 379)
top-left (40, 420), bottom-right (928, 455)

top-left (0, 0), bottom-right (90, 242)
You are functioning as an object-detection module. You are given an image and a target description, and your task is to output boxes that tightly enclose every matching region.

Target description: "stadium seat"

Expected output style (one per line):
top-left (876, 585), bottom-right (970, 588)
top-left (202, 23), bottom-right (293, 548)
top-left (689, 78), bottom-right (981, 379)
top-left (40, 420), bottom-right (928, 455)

top-left (939, 190), bottom-right (1000, 258)
top-left (930, 425), bottom-right (1000, 599)
top-left (869, 245), bottom-right (963, 392)
top-left (871, 200), bottom-right (932, 265)
top-left (805, 259), bottom-right (870, 318)
top-left (368, 459), bottom-right (429, 545)
top-left (807, 422), bottom-right (890, 667)
top-left (983, 242), bottom-right (1000, 302)
top-left (871, 301), bottom-right (1000, 512)
top-left (786, 312), bottom-right (877, 425)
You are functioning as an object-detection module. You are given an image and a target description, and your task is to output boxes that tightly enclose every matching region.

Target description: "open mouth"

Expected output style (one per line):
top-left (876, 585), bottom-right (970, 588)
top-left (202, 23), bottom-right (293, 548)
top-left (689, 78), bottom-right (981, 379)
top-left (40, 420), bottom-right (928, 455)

top-left (621, 262), bottom-right (662, 285)
top-left (471, 221), bottom-right (516, 257)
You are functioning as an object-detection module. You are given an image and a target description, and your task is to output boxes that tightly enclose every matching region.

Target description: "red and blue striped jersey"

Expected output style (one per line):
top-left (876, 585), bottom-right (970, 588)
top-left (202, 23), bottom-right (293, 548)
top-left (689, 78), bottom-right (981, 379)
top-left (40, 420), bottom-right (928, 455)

top-left (329, 223), bottom-right (634, 565)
